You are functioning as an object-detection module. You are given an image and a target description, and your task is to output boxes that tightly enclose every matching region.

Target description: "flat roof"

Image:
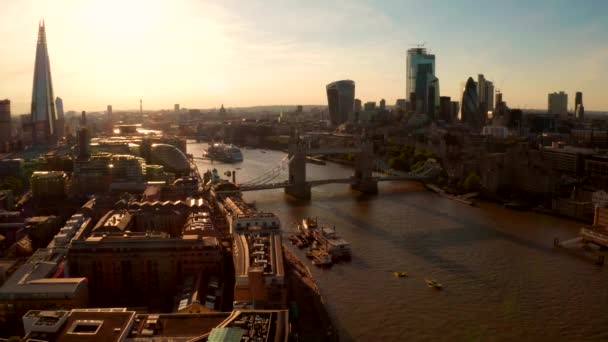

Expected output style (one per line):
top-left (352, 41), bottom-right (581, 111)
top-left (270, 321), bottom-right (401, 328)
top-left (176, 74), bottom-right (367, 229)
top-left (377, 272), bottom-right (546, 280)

top-left (0, 250), bottom-right (86, 297)
top-left (131, 312), bottom-right (230, 338)
top-left (233, 230), bottom-right (283, 279)
top-left (55, 309), bottom-right (135, 342)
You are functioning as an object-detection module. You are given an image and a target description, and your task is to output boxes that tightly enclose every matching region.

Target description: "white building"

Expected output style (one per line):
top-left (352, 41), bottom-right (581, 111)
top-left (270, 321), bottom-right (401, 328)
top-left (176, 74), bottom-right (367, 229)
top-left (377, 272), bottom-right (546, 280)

top-left (548, 91), bottom-right (568, 118)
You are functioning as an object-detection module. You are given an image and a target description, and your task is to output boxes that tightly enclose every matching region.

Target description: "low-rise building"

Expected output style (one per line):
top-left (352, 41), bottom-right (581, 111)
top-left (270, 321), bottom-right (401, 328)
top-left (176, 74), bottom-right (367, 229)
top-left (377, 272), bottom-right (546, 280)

top-left (68, 206), bottom-right (222, 309)
top-left (233, 226), bottom-right (286, 310)
top-left (21, 308), bottom-right (288, 341)
top-left (31, 171), bottom-right (67, 199)
top-left (23, 308), bottom-right (135, 341)
top-left (541, 145), bottom-right (593, 176)
top-left (0, 248), bottom-right (89, 322)
top-left (585, 155), bottom-right (608, 188)
top-left (0, 159), bottom-right (24, 178)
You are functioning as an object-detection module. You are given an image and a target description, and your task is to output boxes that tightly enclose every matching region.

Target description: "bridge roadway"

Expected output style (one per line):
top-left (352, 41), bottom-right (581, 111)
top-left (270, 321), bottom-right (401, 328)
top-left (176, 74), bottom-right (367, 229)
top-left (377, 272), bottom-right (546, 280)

top-left (239, 175), bottom-right (428, 192)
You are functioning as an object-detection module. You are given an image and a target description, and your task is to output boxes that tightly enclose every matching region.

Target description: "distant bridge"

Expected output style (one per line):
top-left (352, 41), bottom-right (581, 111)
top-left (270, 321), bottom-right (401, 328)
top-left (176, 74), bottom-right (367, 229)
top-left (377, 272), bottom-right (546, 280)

top-left (237, 133), bottom-right (440, 198)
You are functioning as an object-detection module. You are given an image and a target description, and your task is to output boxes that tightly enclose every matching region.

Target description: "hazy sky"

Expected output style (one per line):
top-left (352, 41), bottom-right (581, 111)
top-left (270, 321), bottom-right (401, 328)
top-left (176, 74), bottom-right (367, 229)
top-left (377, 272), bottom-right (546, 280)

top-left (1, 0), bottom-right (607, 114)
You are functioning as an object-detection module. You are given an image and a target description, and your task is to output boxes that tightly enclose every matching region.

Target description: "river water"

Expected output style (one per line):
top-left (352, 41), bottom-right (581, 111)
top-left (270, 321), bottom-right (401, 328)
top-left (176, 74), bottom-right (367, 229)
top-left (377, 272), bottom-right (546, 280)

top-left (190, 142), bottom-right (608, 341)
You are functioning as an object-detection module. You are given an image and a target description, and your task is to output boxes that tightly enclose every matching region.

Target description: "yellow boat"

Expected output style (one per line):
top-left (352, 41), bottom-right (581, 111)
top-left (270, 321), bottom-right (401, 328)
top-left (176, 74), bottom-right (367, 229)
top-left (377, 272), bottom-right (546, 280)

top-left (425, 278), bottom-right (443, 290)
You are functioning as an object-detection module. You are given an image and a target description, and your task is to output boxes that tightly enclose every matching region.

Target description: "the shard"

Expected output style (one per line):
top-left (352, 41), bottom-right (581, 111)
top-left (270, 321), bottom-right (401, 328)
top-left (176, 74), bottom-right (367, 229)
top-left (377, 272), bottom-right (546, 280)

top-left (31, 20), bottom-right (57, 145)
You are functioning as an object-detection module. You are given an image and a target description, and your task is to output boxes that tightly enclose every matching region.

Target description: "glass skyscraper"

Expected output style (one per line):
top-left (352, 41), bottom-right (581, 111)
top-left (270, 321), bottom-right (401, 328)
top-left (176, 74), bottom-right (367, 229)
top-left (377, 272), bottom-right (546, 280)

top-left (31, 21), bottom-right (57, 146)
top-left (460, 77), bottom-right (480, 126)
top-left (326, 80), bottom-right (355, 126)
top-left (406, 48), bottom-right (438, 114)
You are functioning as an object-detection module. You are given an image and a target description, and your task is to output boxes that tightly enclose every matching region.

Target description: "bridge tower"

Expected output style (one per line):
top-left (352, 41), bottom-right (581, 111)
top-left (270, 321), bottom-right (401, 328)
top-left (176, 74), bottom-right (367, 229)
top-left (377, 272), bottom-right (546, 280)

top-left (285, 131), bottom-right (311, 199)
top-left (351, 140), bottom-right (378, 194)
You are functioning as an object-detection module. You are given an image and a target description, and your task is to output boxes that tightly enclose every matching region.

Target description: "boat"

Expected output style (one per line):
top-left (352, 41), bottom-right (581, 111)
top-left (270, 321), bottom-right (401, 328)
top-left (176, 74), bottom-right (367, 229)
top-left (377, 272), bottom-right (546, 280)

top-left (203, 143), bottom-right (243, 163)
top-left (305, 248), bottom-right (315, 259)
top-left (312, 250), bottom-right (332, 267)
top-left (393, 272), bottom-right (408, 278)
top-left (504, 201), bottom-right (532, 210)
top-left (425, 278), bottom-right (443, 290)
top-left (301, 217), bottom-right (351, 260)
top-left (300, 217), bottom-right (319, 238)
top-left (312, 226), bottom-right (351, 261)
top-left (291, 234), bottom-right (309, 249)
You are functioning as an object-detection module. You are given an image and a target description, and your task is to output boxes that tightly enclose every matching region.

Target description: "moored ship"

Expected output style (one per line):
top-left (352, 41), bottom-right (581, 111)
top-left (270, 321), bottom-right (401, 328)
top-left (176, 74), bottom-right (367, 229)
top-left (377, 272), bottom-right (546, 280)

top-left (203, 143), bottom-right (243, 163)
top-left (300, 217), bottom-right (351, 261)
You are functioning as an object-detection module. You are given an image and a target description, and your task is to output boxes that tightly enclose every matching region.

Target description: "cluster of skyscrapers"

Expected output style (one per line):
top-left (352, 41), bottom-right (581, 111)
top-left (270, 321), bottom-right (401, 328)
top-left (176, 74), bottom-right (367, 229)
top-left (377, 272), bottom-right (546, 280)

top-left (548, 91), bottom-right (584, 120)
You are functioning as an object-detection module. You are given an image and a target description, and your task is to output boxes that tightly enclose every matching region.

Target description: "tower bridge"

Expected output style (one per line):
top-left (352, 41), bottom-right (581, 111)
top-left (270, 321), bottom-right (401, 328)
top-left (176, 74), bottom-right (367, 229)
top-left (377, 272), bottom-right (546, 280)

top-left (238, 134), bottom-right (439, 199)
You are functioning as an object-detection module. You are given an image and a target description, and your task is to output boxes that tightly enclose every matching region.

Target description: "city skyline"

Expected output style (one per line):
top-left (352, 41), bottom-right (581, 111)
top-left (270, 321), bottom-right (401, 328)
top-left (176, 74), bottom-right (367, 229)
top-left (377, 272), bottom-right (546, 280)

top-left (1, 0), bottom-right (608, 114)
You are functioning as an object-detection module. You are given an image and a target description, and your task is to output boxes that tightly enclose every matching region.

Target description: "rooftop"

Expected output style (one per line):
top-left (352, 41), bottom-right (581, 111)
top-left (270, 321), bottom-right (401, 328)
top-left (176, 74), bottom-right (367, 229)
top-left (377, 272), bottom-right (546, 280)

top-left (54, 309), bottom-right (135, 342)
top-left (0, 249), bottom-right (86, 298)
top-left (234, 229), bottom-right (283, 279)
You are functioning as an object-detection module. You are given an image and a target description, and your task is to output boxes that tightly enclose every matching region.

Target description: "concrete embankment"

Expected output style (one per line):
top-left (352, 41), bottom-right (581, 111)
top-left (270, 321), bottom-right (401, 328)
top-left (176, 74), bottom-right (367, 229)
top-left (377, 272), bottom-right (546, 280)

top-left (283, 248), bottom-right (338, 342)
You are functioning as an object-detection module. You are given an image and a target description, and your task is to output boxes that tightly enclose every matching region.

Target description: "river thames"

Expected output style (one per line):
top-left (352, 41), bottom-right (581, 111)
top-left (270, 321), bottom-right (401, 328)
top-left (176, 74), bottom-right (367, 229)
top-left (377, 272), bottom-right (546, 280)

top-left (190, 142), bottom-right (608, 341)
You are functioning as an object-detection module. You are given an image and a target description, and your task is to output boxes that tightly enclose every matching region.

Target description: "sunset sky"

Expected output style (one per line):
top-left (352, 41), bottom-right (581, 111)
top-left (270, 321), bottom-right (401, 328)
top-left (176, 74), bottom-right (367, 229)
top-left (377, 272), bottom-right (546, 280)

top-left (1, 0), bottom-right (607, 114)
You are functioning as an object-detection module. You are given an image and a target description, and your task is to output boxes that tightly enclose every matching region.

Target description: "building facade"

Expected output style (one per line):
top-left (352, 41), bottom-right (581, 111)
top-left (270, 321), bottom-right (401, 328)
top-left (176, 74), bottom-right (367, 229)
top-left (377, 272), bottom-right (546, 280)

top-left (326, 80), bottom-right (355, 126)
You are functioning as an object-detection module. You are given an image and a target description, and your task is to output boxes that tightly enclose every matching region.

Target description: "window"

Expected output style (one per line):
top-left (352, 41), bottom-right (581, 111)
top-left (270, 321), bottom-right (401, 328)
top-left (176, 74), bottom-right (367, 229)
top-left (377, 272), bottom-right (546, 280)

top-left (68, 320), bottom-right (103, 334)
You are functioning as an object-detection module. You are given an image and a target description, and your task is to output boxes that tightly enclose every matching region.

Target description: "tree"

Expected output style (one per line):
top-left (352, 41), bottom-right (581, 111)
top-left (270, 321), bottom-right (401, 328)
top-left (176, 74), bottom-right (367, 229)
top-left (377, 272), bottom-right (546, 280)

top-left (0, 177), bottom-right (23, 194)
top-left (463, 173), bottom-right (482, 192)
top-left (388, 156), bottom-right (409, 171)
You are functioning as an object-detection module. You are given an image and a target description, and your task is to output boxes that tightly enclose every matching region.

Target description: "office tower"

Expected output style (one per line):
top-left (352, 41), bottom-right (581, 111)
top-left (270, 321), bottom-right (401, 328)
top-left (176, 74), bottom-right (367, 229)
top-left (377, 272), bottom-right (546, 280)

top-left (395, 99), bottom-right (407, 110)
top-left (55, 97), bottom-right (65, 141)
top-left (364, 102), bottom-right (376, 111)
top-left (575, 92), bottom-right (583, 111)
top-left (450, 101), bottom-right (460, 122)
top-left (413, 63), bottom-right (436, 114)
top-left (495, 91), bottom-right (503, 112)
top-left (30, 21), bottom-right (58, 146)
top-left (379, 99), bottom-right (386, 110)
top-left (439, 96), bottom-right (451, 122)
top-left (477, 74), bottom-right (494, 119)
top-left (0, 100), bottom-right (10, 152)
top-left (427, 78), bottom-right (439, 117)
top-left (486, 81), bottom-right (494, 112)
top-left (354, 99), bottom-right (362, 112)
top-left (548, 91), bottom-right (568, 118)
top-left (174, 104), bottom-right (180, 111)
top-left (477, 74), bottom-right (487, 107)
top-left (77, 128), bottom-right (90, 160)
top-left (406, 48), bottom-right (435, 100)
top-left (460, 77), bottom-right (479, 126)
top-left (81, 111), bottom-right (86, 127)
top-left (576, 104), bottom-right (585, 120)
top-left (106, 105), bottom-right (113, 133)
top-left (326, 80), bottom-right (355, 126)
top-left (139, 99), bottom-right (143, 115)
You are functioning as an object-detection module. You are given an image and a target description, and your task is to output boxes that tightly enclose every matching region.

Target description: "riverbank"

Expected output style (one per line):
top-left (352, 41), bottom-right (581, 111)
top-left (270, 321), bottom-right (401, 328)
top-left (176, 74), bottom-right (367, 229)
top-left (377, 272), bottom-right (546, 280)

top-left (283, 248), bottom-right (338, 342)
